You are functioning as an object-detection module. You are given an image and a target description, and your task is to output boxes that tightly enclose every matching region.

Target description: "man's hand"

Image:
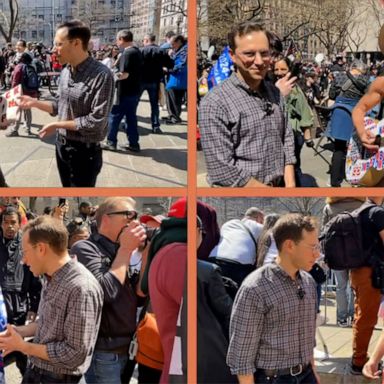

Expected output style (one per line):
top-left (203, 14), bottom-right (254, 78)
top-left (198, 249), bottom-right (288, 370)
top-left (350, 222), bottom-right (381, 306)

top-left (118, 221), bottom-right (147, 252)
top-left (244, 178), bottom-right (270, 188)
top-left (358, 129), bottom-right (379, 151)
top-left (38, 122), bottom-right (57, 139)
top-left (363, 359), bottom-right (381, 379)
top-left (16, 95), bottom-right (36, 110)
top-left (275, 72), bottom-right (297, 97)
top-left (0, 324), bottom-right (26, 357)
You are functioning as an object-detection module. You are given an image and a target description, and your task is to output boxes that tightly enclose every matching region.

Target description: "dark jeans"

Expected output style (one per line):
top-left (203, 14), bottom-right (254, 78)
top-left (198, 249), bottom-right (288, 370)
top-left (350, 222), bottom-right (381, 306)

top-left (22, 367), bottom-right (85, 384)
top-left (108, 95), bottom-right (140, 146)
top-left (212, 258), bottom-right (255, 287)
top-left (166, 89), bottom-right (185, 121)
top-left (294, 132), bottom-right (305, 187)
top-left (254, 365), bottom-right (317, 384)
top-left (55, 140), bottom-right (102, 187)
top-left (140, 82), bottom-right (160, 129)
top-left (330, 139), bottom-right (347, 187)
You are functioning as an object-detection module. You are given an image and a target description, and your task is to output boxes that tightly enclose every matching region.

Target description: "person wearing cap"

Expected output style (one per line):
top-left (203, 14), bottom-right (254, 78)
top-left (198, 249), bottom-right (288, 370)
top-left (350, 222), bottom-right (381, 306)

top-left (70, 197), bottom-right (147, 384)
top-left (66, 218), bottom-right (90, 249)
top-left (144, 197), bottom-right (187, 383)
top-left (208, 207), bottom-right (264, 286)
top-left (227, 214), bottom-right (320, 384)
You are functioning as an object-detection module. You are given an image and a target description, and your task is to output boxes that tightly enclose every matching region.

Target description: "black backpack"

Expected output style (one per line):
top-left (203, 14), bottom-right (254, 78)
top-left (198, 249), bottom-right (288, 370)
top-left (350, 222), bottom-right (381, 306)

top-left (320, 202), bottom-right (375, 270)
top-left (21, 64), bottom-right (39, 92)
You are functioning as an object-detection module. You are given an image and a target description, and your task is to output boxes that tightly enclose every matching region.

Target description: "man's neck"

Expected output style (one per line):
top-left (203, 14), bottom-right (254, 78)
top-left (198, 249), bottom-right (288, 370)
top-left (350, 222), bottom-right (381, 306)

top-left (45, 254), bottom-right (71, 277)
top-left (69, 51), bottom-right (89, 71)
top-left (235, 71), bottom-right (261, 92)
top-left (276, 255), bottom-right (299, 280)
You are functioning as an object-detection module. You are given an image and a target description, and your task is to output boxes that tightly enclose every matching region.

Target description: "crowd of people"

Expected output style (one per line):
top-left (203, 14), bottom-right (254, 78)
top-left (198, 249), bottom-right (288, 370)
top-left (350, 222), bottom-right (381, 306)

top-left (196, 197), bottom-right (384, 383)
top-left (0, 20), bottom-right (188, 188)
top-left (198, 21), bottom-right (384, 188)
top-left (0, 196), bottom-right (187, 384)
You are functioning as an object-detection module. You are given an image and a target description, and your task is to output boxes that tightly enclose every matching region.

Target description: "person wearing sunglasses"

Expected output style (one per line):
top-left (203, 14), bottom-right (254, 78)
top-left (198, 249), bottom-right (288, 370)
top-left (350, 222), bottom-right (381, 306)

top-left (70, 197), bottom-right (146, 384)
top-left (227, 213), bottom-right (320, 384)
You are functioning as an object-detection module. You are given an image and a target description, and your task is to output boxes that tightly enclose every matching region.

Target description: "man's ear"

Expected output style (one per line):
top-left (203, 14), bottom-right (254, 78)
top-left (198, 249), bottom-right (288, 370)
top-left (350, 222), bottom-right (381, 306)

top-left (281, 238), bottom-right (295, 254)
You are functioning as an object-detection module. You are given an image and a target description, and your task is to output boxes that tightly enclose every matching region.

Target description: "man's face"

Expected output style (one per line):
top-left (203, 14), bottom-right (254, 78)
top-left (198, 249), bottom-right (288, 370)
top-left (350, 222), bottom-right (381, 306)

top-left (116, 36), bottom-right (124, 48)
top-left (21, 232), bottom-right (43, 277)
top-left (292, 229), bottom-right (320, 272)
top-left (53, 27), bottom-right (76, 65)
top-left (230, 31), bottom-right (271, 85)
top-left (103, 201), bottom-right (137, 241)
top-left (81, 206), bottom-right (92, 216)
top-left (15, 41), bottom-right (25, 53)
top-left (171, 39), bottom-right (181, 51)
top-left (1, 213), bottom-right (20, 240)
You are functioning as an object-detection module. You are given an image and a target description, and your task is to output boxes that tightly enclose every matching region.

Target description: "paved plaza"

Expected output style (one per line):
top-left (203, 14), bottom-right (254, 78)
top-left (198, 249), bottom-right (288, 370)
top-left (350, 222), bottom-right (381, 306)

top-left (0, 90), bottom-right (187, 188)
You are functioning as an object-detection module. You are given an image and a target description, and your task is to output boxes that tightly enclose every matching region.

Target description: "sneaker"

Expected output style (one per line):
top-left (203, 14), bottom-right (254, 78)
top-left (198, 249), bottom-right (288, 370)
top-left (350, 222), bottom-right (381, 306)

top-left (349, 363), bottom-right (363, 375)
top-left (152, 127), bottom-right (162, 134)
top-left (5, 130), bottom-right (18, 137)
top-left (164, 118), bottom-right (182, 125)
top-left (101, 141), bottom-right (117, 151)
top-left (121, 144), bottom-right (141, 153)
top-left (337, 319), bottom-right (349, 328)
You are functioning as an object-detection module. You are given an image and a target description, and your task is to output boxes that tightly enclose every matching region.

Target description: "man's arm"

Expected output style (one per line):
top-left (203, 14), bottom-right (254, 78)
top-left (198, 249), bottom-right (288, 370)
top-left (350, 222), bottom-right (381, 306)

top-left (18, 96), bottom-right (54, 114)
top-left (352, 77), bottom-right (384, 150)
top-left (237, 374), bottom-right (254, 384)
top-left (284, 164), bottom-right (296, 188)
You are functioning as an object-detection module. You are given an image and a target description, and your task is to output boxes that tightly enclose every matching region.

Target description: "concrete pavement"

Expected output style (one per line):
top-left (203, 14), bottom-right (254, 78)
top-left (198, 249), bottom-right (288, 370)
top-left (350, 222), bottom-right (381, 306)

top-left (0, 89), bottom-right (187, 187)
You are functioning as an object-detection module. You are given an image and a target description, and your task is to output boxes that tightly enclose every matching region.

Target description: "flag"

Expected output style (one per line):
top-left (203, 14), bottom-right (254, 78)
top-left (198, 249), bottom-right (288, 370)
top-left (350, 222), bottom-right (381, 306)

top-left (207, 46), bottom-right (233, 90)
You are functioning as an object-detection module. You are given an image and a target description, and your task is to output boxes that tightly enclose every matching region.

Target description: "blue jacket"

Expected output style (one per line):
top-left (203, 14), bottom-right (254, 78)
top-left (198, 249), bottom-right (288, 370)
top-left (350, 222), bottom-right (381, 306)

top-left (166, 44), bottom-right (187, 91)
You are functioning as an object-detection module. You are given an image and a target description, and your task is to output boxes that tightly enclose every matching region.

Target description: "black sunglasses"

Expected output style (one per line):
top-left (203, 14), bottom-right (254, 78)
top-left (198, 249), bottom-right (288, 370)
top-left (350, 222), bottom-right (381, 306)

top-left (107, 210), bottom-right (138, 220)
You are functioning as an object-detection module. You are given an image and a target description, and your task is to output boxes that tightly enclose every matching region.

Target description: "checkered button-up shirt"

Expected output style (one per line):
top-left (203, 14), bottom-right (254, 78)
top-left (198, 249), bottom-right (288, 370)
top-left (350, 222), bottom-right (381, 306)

top-left (227, 263), bottom-right (317, 376)
top-left (199, 74), bottom-right (296, 187)
top-left (30, 260), bottom-right (103, 375)
top-left (51, 56), bottom-right (114, 143)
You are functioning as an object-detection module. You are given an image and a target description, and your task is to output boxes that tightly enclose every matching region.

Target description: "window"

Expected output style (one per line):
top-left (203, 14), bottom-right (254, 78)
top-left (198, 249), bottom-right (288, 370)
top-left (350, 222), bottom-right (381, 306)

top-left (32, 31), bottom-right (37, 39)
top-left (38, 15), bottom-right (44, 20)
top-left (56, 14), bottom-right (62, 21)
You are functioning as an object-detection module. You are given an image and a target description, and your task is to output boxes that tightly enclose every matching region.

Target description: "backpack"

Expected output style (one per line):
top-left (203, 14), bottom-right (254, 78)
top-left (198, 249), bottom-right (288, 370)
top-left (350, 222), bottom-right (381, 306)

top-left (21, 64), bottom-right (39, 92)
top-left (320, 202), bottom-right (375, 270)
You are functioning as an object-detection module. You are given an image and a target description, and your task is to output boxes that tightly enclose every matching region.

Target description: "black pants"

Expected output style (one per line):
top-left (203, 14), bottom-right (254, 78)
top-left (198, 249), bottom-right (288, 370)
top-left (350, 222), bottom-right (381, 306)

top-left (0, 167), bottom-right (7, 187)
top-left (294, 132), bottom-right (305, 187)
top-left (166, 89), bottom-right (185, 121)
top-left (330, 139), bottom-right (347, 187)
top-left (138, 363), bottom-right (162, 384)
top-left (212, 258), bottom-right (255, 287)
top-left (22, 367), bottom-right (84, 384)
top-left (254, 365), bottom-right (316, 384)
top-left (55, 140), bottom-right (103, 187)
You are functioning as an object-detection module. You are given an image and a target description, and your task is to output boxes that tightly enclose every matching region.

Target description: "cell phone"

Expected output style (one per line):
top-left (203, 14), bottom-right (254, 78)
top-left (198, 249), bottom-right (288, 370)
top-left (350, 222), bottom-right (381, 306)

top-left (291, 62), bottom-right (302, 79)
top-left (58, 198), bottom-right (67, 207)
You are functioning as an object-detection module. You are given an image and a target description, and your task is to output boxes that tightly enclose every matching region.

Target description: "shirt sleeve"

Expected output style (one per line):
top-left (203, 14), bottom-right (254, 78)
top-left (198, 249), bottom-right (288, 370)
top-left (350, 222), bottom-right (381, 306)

top-left (281, 99), bottom-right (297, 166)
top-left (198, 94), bottom-right (253, 187)
top-left (227, 283), bottom-right (265, 375)
top-left (73, 69), bottom-right (114, 136)
top-left (11, 65), bottom-right (23, 88)
top-left (46, 284), bottom-right (102, 370)
top-left (71, 241), bottom-right (123, 303)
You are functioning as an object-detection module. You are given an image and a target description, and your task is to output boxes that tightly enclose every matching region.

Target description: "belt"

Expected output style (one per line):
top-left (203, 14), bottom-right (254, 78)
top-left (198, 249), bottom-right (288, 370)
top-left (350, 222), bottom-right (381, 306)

top-left (57, 134), bottom-right (100, 148)
top-left (261, 363), bottom-right (310, 377)
top-left (30, 364), bottom-right (81, 381)
top-left (99, 345), bottom-right (129, 354)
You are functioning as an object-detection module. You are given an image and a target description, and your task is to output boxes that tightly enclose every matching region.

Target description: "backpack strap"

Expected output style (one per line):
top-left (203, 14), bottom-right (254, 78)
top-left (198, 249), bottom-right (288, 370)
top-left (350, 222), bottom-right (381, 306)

top-left (345, 71), bottom-right (367, 95)
top-left (238, 220), bottom-right (258, 251)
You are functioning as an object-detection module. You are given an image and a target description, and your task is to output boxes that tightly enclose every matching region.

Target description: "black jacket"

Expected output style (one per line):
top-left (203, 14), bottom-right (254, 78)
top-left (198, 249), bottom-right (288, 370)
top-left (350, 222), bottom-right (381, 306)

top-left (140, 44), bottom-right (173, 83)
top-left (72, 232), bottom-right (139, 351)
top-left (197, 260), bottom-right (236, 384)
top-left (0, 231), bottom-right (41, 324)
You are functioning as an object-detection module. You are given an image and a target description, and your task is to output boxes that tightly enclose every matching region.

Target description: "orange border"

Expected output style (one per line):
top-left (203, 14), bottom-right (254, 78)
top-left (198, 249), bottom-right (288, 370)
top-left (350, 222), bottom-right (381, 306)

top-left (187, 0), bottom-right (197, 379)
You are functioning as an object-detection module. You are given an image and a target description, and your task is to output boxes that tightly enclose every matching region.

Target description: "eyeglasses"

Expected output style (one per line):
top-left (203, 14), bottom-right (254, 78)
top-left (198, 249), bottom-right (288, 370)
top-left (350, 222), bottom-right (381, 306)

top-left (107, 210), bottom-right (138, 220)
top-left (297, 284), bottom-right (306, 300)
top-left (301, 242), bottom-right (321, 254)
top-left (238, 50), bottom-right (271, 61)
top-left (20, 244), bottom-right (38, 257)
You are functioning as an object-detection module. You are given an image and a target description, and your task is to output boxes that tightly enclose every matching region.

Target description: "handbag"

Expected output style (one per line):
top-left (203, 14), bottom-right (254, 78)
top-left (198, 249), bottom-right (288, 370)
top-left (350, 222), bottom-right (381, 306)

top-left (309, 263), bottom-right (326, 284)
top-left (129, 300), bottom-right (164, 371)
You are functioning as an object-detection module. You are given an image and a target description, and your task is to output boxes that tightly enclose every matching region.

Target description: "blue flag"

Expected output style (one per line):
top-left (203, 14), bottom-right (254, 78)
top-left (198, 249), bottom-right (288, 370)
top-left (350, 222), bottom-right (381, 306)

top-left (207, 46), bottom-right (233, 90)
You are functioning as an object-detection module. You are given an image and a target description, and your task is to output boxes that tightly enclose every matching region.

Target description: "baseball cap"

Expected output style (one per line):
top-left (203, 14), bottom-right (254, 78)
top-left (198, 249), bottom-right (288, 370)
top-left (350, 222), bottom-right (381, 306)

top-left (168, 197), bottom-right (187, 218)
top-left (139, 214), bottom-right (165, 224)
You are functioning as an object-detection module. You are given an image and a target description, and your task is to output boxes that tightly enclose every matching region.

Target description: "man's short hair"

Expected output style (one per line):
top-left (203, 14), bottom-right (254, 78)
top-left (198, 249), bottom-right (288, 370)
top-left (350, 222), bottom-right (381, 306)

top-left (165, 31), bottom-right (175, 39)
top-left (23, 216), bottom-right (68, 255)
top-left (79, 201), bottom-right (92, 210)
top-left (145, 34), bottom-right (156, 43)
top-left (171, 35), bottom-right (185, 45)
top-left (272, 214), bottom-right (317, 252)
top-left (57, 20), bottom-right (91, 51)
top-left (17, 40), bottom-right (27, 48)
top-left (244, 207), bottom-right (264, 220)
top-left (228, 22), bottom-right (267, 51)
top-left (0, 206), bottom-right (21, 224)
top-left (117, 30), bottom-right (133, 42)
top-left (95, 197), bottom-right (136, 228)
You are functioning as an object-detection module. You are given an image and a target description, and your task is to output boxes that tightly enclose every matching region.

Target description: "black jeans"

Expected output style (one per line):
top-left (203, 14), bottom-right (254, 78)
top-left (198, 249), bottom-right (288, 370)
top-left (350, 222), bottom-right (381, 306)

top-left (211, 258), bottom-right (255, 287)
top-left (254, 365), bottom-right (317, 384)
top-left (330, 139), bottom-right (347, 187)
top-left (22, 367), bottom-right (85, 384)
top-left (55, 140), bottom-right (103, 187)
top-left (166, 89), bottom-right (185, 121)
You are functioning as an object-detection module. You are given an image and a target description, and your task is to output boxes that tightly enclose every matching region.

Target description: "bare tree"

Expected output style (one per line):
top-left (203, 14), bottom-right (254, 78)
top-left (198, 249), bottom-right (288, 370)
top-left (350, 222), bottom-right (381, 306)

top-left (276, 198), bottom-right (324, 217)
top-left (0, 0), bottom-right (19, 43)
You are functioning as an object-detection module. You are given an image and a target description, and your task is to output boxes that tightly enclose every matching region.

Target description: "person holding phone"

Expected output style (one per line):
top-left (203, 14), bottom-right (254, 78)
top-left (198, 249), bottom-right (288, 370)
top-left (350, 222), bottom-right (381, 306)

top-left (274, 57), bottom-right (314, 186)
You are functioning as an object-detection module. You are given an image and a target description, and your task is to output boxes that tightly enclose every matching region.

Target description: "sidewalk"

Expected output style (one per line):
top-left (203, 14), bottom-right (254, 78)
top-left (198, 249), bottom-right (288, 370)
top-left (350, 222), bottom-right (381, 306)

top-left (316, 292), bottom-right (382, 383)
top-left (0, 89), bottom-right (187, 187)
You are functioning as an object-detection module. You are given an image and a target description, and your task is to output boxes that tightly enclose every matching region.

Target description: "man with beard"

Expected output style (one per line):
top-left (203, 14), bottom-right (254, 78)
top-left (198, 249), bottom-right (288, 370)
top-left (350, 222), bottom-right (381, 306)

top-left (0, 206), bottom-right (41, 375)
